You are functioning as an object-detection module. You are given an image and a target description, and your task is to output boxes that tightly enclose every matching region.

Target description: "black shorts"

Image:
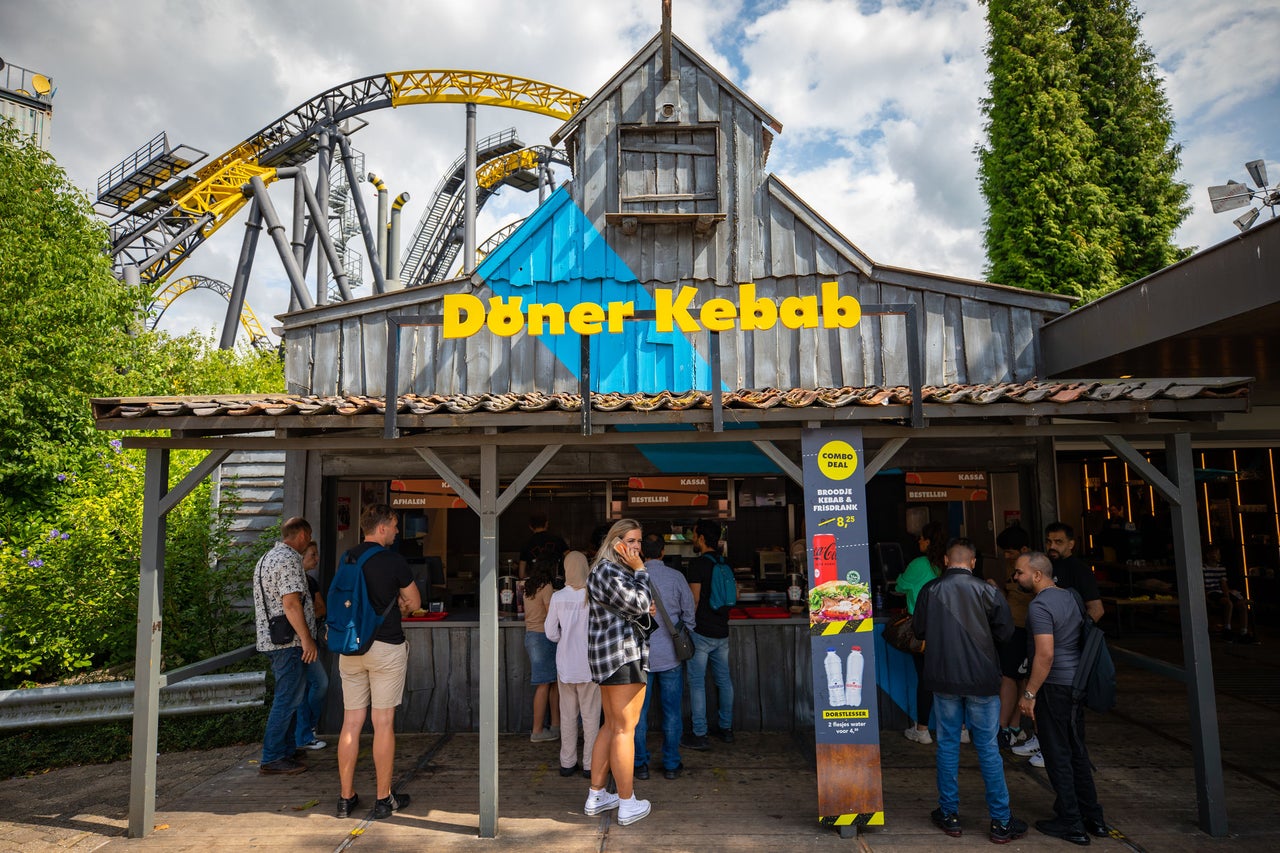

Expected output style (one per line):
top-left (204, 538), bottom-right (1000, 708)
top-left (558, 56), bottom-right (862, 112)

top-left (598, 658), bottom-right (646, 686)
top-left (999, 626), bottom-right (1029, 679)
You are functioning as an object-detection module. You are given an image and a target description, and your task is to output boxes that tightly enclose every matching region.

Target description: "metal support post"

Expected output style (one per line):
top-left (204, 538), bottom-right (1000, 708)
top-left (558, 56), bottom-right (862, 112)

top-left (478, 441), bottom-right (499, 837)
top-left (123, 264), bottom-right (141, 287)
top-left (336, 133), bottom-right (388, 294)
top-left (128, 448), bottom-right (169, 838)
top-left (1165, 433), bottom-right (1228, 836)
top-left (285, 168), bottom-right (352, 301)
top-left (314, 130), bottom-right (332, 304)
top-left (247, 176), bottom-right (314, 310)
top-left (370, 173), bottom-right (389, 277)
top-left (290, 169), bottom-right (307, 310)
top-left (464, 103), bottom-right (477, 275)
top-left (221, 200), bottom-right (263, 350)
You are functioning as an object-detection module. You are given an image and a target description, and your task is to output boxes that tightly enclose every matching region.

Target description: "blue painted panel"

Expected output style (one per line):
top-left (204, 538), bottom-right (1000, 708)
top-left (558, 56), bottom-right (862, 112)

top-left (475, 187), bottom-right (720, 394)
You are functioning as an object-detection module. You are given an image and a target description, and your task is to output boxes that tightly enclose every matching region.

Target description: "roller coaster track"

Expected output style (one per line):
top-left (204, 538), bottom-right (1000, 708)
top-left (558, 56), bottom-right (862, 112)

top-left (106, 72), bottom-right (584, 285)
top-left (147, 275), bottom-right (272, 348)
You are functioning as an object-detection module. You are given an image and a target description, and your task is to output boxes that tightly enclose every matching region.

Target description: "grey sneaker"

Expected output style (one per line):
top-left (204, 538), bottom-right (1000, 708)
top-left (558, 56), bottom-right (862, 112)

top-left (372, 792), bottom-right (410, 820)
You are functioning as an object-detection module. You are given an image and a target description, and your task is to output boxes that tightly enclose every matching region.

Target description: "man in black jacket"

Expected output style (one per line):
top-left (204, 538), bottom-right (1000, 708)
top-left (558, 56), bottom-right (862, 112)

top-left (914, 539), bottom-right (1027, 844)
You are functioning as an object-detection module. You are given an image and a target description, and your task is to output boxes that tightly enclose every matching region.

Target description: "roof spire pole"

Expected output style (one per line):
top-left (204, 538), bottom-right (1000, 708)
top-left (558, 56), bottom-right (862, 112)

top-left (662, 0), bottom-right (673, 82)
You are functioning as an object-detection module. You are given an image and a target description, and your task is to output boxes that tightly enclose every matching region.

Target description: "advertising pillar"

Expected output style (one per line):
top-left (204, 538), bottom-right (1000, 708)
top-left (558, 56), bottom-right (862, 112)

top-left (802, 427), bottom-right (884, 833)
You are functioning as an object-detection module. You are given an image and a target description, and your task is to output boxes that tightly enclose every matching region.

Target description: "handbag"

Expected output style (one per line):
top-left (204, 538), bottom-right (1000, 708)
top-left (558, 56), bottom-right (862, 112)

top-left (651, 583), bottom-right (695, 661)
top-left (589, 566), bottom-right (658, 640)
top-left (885, 612), bottom-right (924, 654)
top-left (258, 565), bottom-right (297, 645)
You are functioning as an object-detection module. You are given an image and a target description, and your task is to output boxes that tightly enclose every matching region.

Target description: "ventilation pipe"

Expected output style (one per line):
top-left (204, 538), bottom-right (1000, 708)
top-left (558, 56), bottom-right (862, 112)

top-left (387, 191), bottom-right (411, 290)
top-left (368, 173), bottom-right (388, 276)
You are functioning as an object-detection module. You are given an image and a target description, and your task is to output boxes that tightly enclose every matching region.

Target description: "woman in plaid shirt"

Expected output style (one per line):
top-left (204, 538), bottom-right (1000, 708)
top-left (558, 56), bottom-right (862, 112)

top-left (583, 519), bottom-right (655, 826)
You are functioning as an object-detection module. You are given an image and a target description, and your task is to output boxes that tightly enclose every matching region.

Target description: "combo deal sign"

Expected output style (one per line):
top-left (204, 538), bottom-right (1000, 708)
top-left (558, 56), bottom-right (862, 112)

top-left (442, 281), bottom-right (862, 339)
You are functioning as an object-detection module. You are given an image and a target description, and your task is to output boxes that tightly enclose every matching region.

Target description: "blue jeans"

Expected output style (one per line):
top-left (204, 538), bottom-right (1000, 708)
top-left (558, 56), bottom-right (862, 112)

top-left (635, 666), bottom-right (684, 770)
top-left (934, 692), bottom-right (1009, 821)
top-left (263, 647), bottom-right (307, 764)
top-left (294, 656), bottom-right (329, 747)
top-left (687, 633), bottom-right (733, 736)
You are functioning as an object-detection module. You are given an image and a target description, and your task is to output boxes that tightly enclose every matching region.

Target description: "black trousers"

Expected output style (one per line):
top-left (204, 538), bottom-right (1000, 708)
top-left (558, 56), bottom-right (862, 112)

top-left (1035, 683), bottom-right (1104, 829)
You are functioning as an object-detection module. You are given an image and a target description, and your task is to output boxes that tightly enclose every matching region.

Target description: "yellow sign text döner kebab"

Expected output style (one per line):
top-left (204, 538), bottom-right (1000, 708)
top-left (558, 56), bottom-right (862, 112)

top-left (442, 281), bottom-right (862, 338)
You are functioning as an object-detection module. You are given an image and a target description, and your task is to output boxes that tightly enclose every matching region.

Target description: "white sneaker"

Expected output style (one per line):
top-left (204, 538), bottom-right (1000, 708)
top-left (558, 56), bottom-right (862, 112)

top-left (960, 727), bottom-right (971, 744)
top-left (617, 795), bottom-right (652, 826)
top-left (904, 727), bottom-right (933, 745)
top-left (583, 788), bottom-right (620, 816)
top-left (300, 739), bottom-right (327, 750)
top-left (1028, 750), bottom-right (1045, 768)
top-left (1012, 734), bottom-right (1040, 756)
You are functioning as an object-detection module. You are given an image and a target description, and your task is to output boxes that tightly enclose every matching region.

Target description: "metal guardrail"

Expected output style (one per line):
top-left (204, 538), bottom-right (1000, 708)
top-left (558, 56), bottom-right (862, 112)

top-left (0, 644), bottom-right (266, 731)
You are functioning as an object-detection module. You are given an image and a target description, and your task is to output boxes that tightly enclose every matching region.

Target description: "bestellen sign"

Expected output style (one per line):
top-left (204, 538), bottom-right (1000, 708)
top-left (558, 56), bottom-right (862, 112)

top-left (442, 281), bottom-right (862, 339)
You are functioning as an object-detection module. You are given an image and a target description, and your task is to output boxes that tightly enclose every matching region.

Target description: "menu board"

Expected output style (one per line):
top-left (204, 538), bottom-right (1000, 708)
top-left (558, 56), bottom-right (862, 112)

top-left (626, 475), bottom-right (709, 507)
top-left (904, 471), bottom-right (989, 502)
top-left (801, 427), bottom-right (884, 831)
top-left (389, 479), bottom-right (468, 509)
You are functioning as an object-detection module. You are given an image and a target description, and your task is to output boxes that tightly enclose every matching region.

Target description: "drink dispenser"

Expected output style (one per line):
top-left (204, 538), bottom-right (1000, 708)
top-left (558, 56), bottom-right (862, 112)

top-left (498, 575), bottom-right (518, 619)
top-left (787, 572), bottom-right (807, 613)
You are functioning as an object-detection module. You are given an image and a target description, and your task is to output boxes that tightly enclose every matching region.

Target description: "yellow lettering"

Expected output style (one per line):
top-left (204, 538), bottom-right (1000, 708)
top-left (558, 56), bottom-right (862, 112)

top-left (528, 303), bottom-right (566, 336)
top-left (443, 293), bottom-right (485, 339)
top-left (655, 286), bottom-right (700, 333)
top-left (606, 301), bottom-right (635, 333)
top-left (569, 302), bottom-right (606, 335)
top-left (700, 298), bottom-right (737, 332)
top-left (821, 281), bottom-right (861, 329)
top-left (486, 296), bottom-right (525, 337)
top-left (739, 283), bottom-right (777, 330)
top-left (780, 294), bottom-right (819, 329)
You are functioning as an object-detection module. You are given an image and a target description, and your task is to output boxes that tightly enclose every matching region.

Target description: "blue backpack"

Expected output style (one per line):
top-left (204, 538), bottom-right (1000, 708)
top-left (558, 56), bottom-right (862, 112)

top-left (707, 553), bottom-right (737, 611)
top-left (326, 544), bottom-right (394, 656)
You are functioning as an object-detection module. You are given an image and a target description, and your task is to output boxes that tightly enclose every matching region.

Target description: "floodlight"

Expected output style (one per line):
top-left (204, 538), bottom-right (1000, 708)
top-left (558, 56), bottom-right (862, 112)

top-left (1208, 181), bottom-right (1251, 213)
top-left (1246, 159), bottom-right (1269, 189)
top-left (1233, 208), bottom-right (1260, 232)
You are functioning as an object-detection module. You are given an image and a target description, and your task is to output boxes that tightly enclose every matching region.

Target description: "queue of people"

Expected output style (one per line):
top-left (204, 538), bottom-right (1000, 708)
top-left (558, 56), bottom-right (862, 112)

top-left (251, 511), bottom-right (731, 829)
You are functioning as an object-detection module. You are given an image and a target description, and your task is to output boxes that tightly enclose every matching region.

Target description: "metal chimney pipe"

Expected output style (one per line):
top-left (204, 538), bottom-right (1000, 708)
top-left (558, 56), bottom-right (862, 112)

top-left (387, 191), bottom-right (411, 289)
top-left (368, 173), bottom-right (388, 277)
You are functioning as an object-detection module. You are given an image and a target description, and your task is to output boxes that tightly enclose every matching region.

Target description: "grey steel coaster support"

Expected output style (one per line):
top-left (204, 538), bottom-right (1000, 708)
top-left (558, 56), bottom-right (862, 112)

top-left (464, 103), bottom-right (477, 275)
top-left (336, 132), bottom-right (389, 294)
top-left (220, 200), bottom-right (263, 350)
top-left (1101, 432), bottom-right (1227, 836)
top-left (246, 175), bottom-right (314, 310)
top-left (314, 130), bottom-right (332, 304)
top-left (279, 167), bottom-right (353, 301)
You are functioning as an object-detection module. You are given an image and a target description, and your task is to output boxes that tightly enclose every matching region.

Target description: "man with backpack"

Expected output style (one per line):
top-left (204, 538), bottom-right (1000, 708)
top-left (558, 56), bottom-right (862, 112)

top-left (681, 519), bottom-right (735, 751)
top-left (1014, 552), bottom-right (1110, 845)
top-left (334, 504), bottom-right (420, 821)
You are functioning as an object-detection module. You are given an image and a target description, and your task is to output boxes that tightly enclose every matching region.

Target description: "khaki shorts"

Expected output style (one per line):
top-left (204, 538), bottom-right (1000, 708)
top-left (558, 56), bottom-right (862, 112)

top-left (339, 640), bottom-right (409, 710)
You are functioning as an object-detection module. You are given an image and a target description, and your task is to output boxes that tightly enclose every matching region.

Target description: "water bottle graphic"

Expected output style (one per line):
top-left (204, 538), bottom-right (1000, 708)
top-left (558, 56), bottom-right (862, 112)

top-left (824, 648), bottom-right (846, 707)
top-left (845, 646), bottom-right (864, 706)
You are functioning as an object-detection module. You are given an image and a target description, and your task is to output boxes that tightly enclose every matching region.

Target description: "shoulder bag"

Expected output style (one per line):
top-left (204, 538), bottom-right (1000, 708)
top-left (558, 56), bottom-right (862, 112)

top-left (651, 582), bottom-right (695, 661)
top-left (884, 612), bottom-right (924, 654)
top-left (258, 565), bottom-right (296, 645)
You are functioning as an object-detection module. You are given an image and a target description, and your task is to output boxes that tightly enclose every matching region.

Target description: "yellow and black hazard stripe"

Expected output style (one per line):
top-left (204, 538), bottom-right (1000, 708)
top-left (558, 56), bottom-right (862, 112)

top-left (810, 617), bottom-right (873, 636)
top-left (819, 811), bottom-right (884, 829)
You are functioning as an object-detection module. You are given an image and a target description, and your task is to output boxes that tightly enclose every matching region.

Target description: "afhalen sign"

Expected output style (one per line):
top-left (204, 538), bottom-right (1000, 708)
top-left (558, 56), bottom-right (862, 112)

top-left (442, 281), bottom-right (863, 338)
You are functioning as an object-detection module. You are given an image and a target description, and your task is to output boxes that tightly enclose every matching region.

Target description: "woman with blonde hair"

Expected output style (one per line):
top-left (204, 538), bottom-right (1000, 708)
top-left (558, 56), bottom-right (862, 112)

top-left (582, 519), bottom-right (653, 826)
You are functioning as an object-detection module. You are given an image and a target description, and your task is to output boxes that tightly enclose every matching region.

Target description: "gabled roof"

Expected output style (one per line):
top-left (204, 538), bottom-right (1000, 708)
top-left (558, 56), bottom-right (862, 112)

top-left (551, 31), bottom-right (782, 146)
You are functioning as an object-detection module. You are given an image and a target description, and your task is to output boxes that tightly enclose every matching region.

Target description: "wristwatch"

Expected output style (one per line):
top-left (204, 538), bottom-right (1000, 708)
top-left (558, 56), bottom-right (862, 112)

top-left (1023, 690), bottom-right (1036, 700)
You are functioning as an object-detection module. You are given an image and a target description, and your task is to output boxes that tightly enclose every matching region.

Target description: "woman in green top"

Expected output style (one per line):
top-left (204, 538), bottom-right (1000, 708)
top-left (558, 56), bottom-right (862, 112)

top-left (896, 521), bottom-right (946, 744)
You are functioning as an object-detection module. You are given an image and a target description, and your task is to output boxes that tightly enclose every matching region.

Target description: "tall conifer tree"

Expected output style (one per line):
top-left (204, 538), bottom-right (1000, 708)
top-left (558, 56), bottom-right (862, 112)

top-left (978, 0), bottom-right (1188, 301)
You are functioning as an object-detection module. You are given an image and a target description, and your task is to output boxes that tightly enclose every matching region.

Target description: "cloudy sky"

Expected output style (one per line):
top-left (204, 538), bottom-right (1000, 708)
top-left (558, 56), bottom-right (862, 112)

top-left (5, 0), bottom-right (1278, 344)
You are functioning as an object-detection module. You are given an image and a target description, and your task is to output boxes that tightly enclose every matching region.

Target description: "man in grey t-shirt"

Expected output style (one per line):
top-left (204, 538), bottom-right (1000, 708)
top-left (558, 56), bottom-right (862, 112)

top-left (1014, 552), bottom-right (1109, 844)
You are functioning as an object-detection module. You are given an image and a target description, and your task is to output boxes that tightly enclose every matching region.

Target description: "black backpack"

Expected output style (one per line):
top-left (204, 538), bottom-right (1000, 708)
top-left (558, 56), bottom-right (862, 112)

top-left (1068, 589), bottom-right (1117, 713)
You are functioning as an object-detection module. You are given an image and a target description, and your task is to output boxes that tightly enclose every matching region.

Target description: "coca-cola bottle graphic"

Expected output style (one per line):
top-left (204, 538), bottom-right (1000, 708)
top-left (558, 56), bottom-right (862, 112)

top-left (812, 533), bottom-right (837, 585)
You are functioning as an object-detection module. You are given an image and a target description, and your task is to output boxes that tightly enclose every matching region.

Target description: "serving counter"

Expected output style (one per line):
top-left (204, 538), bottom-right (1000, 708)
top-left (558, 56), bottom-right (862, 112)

top-left (321, 616), bottom-right (919, 734)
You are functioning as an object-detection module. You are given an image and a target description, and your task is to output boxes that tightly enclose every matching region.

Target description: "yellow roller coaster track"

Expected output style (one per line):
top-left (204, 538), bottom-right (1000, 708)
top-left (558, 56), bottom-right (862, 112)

top-left (148, 275), bottom-right (271, 346)
top-left (130, 71), bottom-right (583, 281)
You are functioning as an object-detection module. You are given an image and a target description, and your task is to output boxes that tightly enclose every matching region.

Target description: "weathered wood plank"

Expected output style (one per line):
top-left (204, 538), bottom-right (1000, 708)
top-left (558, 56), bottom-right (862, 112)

top-left (284, 326), bottom-right (313, 394)
top-left (961, 299), bottom-right (999, 384)
top-left (311, 321), bottom-right (340, 395)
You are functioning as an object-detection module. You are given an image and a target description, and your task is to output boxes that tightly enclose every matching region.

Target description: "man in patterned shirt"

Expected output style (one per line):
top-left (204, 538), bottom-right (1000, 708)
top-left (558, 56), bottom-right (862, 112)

top-left (253, 516), bottom-right (318, 775)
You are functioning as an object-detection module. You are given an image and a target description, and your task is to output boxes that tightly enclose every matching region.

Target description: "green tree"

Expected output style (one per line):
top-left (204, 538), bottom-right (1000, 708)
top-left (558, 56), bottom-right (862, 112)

top-left (1066, 0), bottom-right (1190, 281)
top-left (0, 125), bottom-right (144, 505)
top-left (978, 0), bottom-right (1188, 301)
